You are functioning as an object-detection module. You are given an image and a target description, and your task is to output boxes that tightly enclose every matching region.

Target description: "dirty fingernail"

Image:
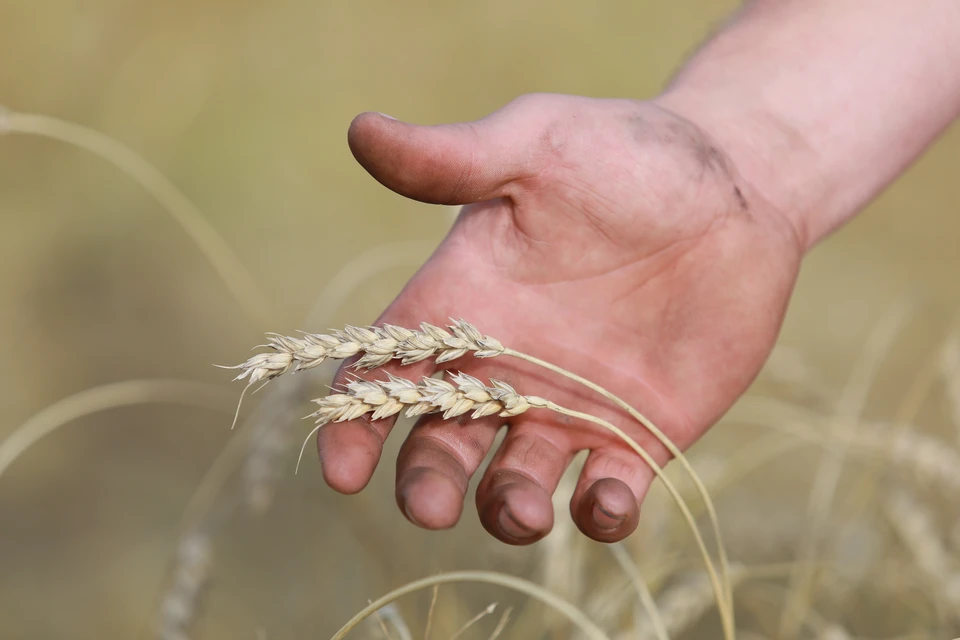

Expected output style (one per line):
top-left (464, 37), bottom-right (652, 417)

top-left (593, 503), bottom-right (626, 532)
top-left (498, 507), bottom-right (535, 540)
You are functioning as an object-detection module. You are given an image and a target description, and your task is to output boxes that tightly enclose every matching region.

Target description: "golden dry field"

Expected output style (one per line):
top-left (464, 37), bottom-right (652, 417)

top-left (2, 1), bottom-right (959, 639)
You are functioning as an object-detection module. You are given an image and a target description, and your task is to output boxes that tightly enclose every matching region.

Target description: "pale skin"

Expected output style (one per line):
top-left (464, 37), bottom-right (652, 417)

top-left (317, 0), bottom-right (960, 544)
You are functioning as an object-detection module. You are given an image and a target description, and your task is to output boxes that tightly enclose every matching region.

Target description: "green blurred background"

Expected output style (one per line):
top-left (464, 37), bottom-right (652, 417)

top-left (1, 1), bottom-right (958, 639)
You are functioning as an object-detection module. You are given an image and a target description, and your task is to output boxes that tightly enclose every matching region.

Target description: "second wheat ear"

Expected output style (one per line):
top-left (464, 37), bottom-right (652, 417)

top-left (226, 319), bottom-right (736, 640)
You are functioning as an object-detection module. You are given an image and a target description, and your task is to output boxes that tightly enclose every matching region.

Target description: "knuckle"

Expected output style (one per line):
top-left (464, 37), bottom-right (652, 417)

top-left (591, 453), bottom-right (647, 487)
top-left (499, 433), bottom-right (563, 471)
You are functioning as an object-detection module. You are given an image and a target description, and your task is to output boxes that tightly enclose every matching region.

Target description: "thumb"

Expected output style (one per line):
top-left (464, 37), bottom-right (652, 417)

top-left (347, 106), bottom-right (542, 205)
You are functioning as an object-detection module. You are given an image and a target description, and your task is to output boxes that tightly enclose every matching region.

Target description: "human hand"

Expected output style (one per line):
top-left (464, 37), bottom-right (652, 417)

top-left (317, 94), bottom-right (803, 544)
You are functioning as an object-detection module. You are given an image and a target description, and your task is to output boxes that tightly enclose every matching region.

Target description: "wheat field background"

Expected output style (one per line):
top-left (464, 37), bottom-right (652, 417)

top-left (2, 1), bottom-right (959, 639)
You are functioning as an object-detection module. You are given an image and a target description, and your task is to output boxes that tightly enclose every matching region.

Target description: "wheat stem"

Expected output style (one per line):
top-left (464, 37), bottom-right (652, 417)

top-left (329, 571), bottom-right (609, 640)
top-left (423, 584), bottom-right (439, 640)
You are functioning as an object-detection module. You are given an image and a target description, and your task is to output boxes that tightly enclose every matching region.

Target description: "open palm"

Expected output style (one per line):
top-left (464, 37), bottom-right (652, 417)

top-left (317, 94), bottom-right (803, 544)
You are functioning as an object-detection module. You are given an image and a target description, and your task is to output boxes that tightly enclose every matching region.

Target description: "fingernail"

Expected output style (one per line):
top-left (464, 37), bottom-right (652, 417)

top-left (377, 112), bottom-right (397, 121)
top-left (498, 507), bottom-right (534, 540)
top-left (592, 503), bottom-right (626, 532)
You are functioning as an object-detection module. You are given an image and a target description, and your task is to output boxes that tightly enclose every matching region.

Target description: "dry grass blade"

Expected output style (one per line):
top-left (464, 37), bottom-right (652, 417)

top-left (371, 602), bottom-right (394, 640)
top-left (0, 379), bottom-right (235, 482)
top-left (0, 109), bottom-right (270, 325)
top-left (329, 570), bottom-right (610, 640)
top-left (487, 607), bottom-right (513, 640)
top-left (424, 584), bottom-right (439, 640)
top-left (380, 604), bottom-right (413, 640)
top-left (449, 603), bottom-right (497, 640)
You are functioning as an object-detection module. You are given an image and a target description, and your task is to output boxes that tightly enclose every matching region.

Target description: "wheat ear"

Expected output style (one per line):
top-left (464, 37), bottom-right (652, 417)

top-left (303, 371), bottom-right (733, 639)
top-left (228, 319), bottom-right (733, 632)
top-left (330, 571), bottom-right (609, 640)
top-left (0, 109), bottom-right (269, 325)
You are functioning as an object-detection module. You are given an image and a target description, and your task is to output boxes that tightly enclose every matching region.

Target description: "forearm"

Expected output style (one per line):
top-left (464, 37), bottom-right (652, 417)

top-left (655, 0), bottom-right (960, 251)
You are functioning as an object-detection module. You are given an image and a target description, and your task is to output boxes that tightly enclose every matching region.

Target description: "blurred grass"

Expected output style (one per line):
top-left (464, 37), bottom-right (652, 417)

top-left (1, 1), bottom-right (959, 638)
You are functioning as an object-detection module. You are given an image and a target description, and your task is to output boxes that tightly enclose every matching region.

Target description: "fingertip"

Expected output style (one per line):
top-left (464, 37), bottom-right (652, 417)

top-left (478, 476), bottom-right (554, 545)
top-left (572, 477), bottom-right (640, 543)
top-left (397, 467), bottom-right (464, 530)
top-left (316, 422), bottom-right (383, 495)
top-left (347, 111), bottom-right (398, 158)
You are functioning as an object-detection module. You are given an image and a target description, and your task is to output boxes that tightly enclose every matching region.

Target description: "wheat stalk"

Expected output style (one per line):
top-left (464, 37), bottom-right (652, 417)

top-left (228, 318), bottom-right (734, 637)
